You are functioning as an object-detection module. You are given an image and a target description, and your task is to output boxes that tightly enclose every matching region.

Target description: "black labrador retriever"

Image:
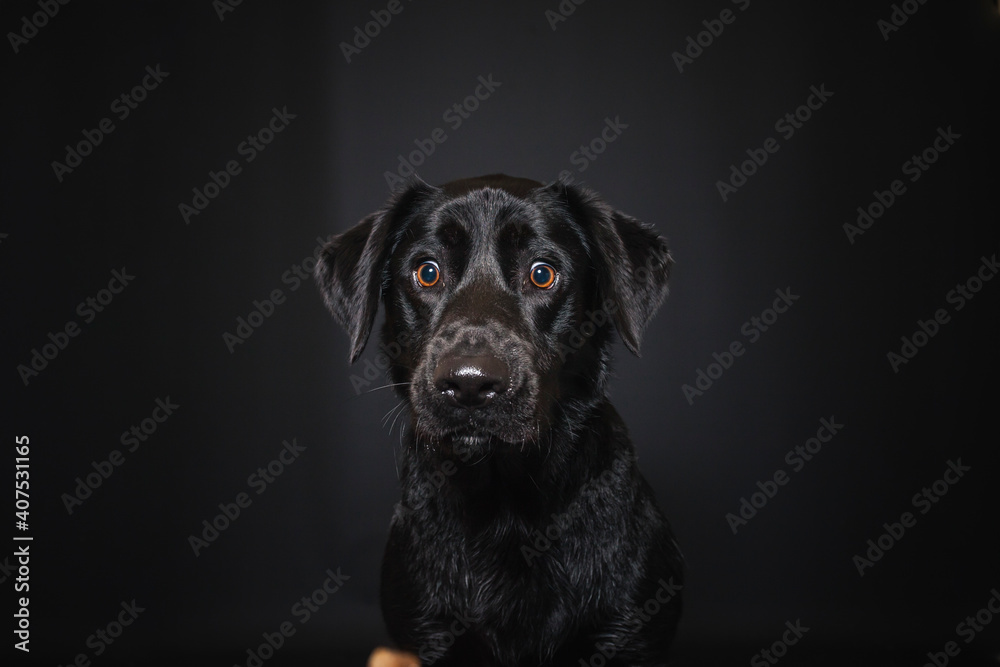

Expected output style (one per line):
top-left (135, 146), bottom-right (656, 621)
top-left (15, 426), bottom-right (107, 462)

top-left (316, 174), bottom-right (682, 666)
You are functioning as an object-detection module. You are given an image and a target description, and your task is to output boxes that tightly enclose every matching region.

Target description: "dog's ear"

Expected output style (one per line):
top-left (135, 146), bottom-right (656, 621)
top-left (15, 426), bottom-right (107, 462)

top-left (551, 182), bottom-right (673, 356)
top-left (315, 180), bottom-right (436, 362)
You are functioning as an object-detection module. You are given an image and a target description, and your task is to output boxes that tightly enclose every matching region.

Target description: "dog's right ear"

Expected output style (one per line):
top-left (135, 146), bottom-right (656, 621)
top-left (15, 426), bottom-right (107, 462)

top-left (315, 180), bottom-right (436, 363)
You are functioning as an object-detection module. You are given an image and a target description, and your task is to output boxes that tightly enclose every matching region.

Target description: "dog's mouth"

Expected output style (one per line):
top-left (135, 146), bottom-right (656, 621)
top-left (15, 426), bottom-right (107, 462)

top-left (454, 432), bottom-right (490, 448)
top-left (411, 418), bottom-right (541, 458)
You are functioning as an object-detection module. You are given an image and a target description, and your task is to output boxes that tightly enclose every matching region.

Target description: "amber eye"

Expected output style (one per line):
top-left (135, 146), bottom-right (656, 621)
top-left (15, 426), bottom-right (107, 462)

top-left (415, 261), bottom-right (440, 287)
top-left (529, 262), bottom-right (557, 289)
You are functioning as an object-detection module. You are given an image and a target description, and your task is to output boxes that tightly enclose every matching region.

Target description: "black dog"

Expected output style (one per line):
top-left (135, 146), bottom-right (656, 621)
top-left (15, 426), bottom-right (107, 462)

top-left (316, 174), bottom-right (682, 666)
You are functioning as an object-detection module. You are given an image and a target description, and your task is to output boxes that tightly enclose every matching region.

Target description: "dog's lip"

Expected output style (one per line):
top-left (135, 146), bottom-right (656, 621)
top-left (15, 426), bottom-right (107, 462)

top-left (412, 406), bottom-right (540, 448)
top-left (411, 419), bottom-right (492, 443)
top-left (445, 426), bottom-right (491, 446)
top-left (445, 426), bottom-right (539, 449)
top-left (455, 433), bottom-right (490, 447)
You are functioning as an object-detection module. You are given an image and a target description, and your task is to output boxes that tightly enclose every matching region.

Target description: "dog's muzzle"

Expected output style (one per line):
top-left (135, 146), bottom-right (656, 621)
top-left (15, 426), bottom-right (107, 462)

top-left (411, 318), bottom-right (539, 447)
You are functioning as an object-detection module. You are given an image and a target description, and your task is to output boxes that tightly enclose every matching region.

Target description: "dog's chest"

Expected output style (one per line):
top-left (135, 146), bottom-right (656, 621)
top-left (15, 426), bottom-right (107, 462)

top-left (443, 511), bottom-right (603, 633)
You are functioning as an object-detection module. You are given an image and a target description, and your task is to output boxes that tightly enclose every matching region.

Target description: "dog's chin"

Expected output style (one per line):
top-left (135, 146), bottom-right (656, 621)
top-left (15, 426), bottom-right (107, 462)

top-left (412, 422), bottom-right (539, 459)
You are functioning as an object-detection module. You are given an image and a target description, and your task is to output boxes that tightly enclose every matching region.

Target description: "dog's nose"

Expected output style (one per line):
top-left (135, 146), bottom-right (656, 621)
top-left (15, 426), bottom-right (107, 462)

top-left (433, 355), bottom-right (509, 408)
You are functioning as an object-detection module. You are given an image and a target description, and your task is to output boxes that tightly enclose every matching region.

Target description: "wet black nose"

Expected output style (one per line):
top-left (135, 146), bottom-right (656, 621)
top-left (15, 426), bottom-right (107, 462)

top-left (433, 354), bottom-right (509, 408)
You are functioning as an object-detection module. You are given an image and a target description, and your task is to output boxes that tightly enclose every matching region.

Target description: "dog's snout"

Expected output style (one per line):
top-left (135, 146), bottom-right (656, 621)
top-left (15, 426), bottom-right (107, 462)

top-left (433, 355), bottom-right (509, 409)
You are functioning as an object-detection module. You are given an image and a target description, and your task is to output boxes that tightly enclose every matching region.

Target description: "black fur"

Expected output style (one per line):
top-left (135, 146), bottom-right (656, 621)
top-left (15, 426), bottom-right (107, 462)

top-left (317, 174), bottom-right (682, 666)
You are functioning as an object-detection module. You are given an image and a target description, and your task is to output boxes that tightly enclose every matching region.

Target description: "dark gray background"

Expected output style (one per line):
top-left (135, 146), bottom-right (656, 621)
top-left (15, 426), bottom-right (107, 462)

top-left (3, 0), bottom-right (999, 664)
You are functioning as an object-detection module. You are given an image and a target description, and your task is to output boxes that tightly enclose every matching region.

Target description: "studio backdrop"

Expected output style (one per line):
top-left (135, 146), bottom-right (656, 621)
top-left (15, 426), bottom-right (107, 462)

top-left (2, 1), bottom-right (998, 665)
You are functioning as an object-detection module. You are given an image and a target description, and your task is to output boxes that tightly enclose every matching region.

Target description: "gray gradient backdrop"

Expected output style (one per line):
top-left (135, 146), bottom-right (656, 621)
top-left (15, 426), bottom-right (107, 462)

top-left (3, 0), bottom-right (999, 665)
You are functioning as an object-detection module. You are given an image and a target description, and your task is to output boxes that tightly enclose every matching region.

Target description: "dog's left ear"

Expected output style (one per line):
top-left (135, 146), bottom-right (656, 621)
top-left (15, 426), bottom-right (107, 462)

top-left (315, 180), bottom-right (436, 362)
top-left (552, 182), bottom-right (673, 356)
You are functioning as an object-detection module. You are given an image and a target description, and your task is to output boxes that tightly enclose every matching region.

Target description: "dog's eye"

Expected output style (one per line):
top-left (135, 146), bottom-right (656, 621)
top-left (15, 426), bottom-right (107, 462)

top-left (529, 262), bottom-right (557, 289)
top-left (415, 261), bottom-right (441, 288)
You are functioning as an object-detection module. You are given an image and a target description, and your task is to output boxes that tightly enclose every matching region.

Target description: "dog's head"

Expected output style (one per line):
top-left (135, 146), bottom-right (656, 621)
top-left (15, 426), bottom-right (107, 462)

top-left (316, 174), bottom-right (671, 457)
